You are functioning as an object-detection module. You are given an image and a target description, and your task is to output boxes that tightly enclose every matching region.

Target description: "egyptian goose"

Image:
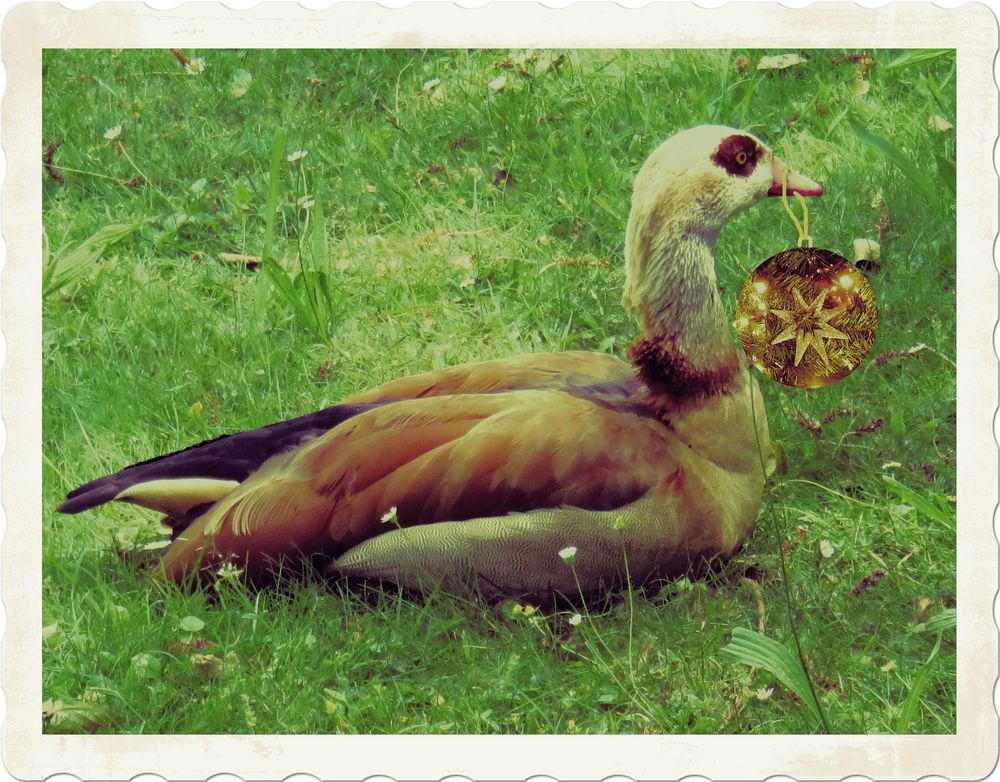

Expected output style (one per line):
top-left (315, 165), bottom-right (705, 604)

top-left (58, 126), bottom-right (822, 599)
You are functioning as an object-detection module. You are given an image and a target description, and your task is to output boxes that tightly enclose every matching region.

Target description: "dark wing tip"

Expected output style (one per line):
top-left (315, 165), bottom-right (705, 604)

top-left (56, 483), bottom-right (121, 514)
top-left (56, 403), bottom-right (383, 516)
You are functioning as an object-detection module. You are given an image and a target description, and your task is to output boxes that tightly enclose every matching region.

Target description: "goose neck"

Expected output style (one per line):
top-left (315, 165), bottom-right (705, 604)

top-left (624, 232), bottom-right (742, 407)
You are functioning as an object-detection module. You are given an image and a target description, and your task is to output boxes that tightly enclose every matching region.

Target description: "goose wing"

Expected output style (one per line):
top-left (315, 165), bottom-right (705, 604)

top-left (157, 387), bottom-right (672, 583)
top-left (58, 351), bottom-right (636, 523)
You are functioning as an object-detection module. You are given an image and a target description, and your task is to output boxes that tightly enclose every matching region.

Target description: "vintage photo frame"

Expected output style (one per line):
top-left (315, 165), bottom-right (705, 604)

top-left (4, 3), bottom-right (997, 779)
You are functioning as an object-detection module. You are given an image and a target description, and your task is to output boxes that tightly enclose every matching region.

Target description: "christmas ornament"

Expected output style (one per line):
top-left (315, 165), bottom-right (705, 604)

top-left (734, 173), bottom-right (878, 389)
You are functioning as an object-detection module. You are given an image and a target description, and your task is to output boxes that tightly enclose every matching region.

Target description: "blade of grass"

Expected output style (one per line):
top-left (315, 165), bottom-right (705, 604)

top-left (258, 127), bottom-right (327, 337)
top-left (924, 608), bottom-right (957, 635)
top-left (882, 474), bottom-right (954, 530)
top-left (883, 49), bottom-right (953, 70)
top-left (302, 195), bottom-right (332, 340)
top-left (913, 608), bottom-right (957, 636)
top-left (44, 222), bottom-right (141, 298)
top-left (893, 632), bottom-right (942, 732)
top-left (261, 127), bottom-right (287, 267)
top-left (848, 118), bottom-right (937, 205)
top-left (720, 627), bottom-right (824, 728)
top-left (42, 227), bottom-right (54, 295)
top-left (922, 73), bottom-right (953, 120)
top-left (935, 155), bottom-right (956, 199)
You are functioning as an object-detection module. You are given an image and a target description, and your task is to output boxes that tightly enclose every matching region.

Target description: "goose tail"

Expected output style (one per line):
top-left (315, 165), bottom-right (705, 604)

top-left (57, 402), bottom-right (382, 521)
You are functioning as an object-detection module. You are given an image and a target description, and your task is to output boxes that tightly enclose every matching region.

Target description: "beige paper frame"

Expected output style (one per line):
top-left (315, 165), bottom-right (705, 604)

top-left (4, 3), bottom-right (996, 779)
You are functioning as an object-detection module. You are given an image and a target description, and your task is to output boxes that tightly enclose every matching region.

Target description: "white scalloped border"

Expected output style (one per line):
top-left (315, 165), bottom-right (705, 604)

top-left (3, 3), bottom-right (996, 781)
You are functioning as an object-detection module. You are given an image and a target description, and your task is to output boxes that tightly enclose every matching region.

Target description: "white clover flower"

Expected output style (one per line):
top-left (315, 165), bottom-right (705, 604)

top-left (558, 546), bottom-right (577, 565)
top-left (287, 150), bottom-right (309, 163)
top-left (103, 125), bottom-right (122, 142)
top-left (216, 561), bottom-right (244, 580)
top-left (568, 613), bottom-right (582, 627)
top-left (212, 561), bottom-right (245, 591)
top-left (380, 506), bottom-right (398, 524)
top-left (184, 58), bottom-right (206, 76)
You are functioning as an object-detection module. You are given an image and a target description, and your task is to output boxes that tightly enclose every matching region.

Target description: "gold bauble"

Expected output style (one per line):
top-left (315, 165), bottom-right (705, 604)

top-left (735, 247), bottom-right (878, 388)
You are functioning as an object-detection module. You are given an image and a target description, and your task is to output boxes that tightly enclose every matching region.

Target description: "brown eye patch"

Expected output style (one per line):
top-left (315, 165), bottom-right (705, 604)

top-left (711, 134), bottom-right (763, 177)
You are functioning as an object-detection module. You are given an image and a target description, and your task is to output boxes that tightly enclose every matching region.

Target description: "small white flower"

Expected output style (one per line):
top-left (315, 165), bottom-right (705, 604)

top-left (103, 125), bottom-right (122, 141)
top-left (558, 546), bottom-right (577, 565)
top-left (755, 686), bottom-right (774, 701)
top-left (568, 613), bottom-right (582, 626)
top-left (216, 561), bottom-right (244, 579)
top-left (184, 58), bottom-right (206, 76)
top-left (819, 540), bottom-right (835, 558)
top-left (213, 561), bottom-right (245, 590)
top-left (380, 506), bottom-right (398, 524)
top-left (287, 150), bottom-right (309, 163)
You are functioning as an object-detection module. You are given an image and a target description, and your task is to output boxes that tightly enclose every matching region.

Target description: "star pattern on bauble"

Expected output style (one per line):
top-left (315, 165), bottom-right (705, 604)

top-left (769, 287), bottom-right (848, 368)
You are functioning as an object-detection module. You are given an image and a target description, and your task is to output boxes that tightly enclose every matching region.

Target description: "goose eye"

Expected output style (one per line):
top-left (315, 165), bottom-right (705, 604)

top-left (711, 134), bottom-right (761, 177)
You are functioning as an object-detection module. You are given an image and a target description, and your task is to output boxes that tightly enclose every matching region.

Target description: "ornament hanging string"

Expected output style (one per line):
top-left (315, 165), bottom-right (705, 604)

top-left (780, 167), bottom-right (813, 248)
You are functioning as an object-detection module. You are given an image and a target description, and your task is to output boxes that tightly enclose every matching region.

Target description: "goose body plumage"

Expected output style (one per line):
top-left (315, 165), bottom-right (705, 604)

top-left (58, 125), bottom-right (822, 599)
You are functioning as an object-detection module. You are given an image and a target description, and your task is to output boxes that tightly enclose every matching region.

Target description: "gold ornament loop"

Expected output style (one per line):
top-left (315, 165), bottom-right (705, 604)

top-left (780, 167), bottom-right (813, 248)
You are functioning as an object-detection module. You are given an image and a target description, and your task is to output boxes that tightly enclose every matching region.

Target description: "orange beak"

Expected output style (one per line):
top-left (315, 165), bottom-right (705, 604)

top-left (768, 154), bottom-right (823, 197)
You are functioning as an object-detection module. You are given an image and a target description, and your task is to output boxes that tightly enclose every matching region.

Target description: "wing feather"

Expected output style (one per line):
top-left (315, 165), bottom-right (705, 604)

top-left (321, 391), bottom-right (668, 548)
top-left (157, 386), bottom-right (673, 582)
top-left (343, 351), bottom-right (635, 403)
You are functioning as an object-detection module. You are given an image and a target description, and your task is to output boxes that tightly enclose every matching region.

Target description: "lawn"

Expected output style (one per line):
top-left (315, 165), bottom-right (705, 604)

top-left (41, 48), bottom-right (956, 734)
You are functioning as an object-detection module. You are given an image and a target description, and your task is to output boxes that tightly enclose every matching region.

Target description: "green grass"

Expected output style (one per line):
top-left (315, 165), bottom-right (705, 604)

top-left (42, 48), bottom-right (956, 734)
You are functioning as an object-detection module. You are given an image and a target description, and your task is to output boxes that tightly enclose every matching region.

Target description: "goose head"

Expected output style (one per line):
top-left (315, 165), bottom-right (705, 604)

top-left (623, 126), bottom-right (822, 402)
top-left (626, 125), bottom-right (822, 249)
